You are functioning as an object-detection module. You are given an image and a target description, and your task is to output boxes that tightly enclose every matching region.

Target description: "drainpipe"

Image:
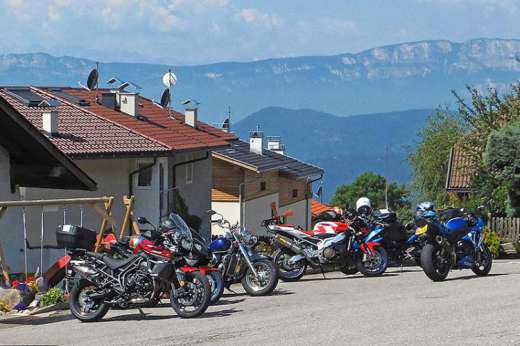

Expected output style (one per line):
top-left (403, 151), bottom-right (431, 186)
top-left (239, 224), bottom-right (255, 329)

top-left (306, 174), bottom-right (323, 230)
top-left (169, 151), bottom-right (210, 212)
top-left (128, 157), bottom-right (157, 199)
top-left (239, 183), bottom-right (245, 227)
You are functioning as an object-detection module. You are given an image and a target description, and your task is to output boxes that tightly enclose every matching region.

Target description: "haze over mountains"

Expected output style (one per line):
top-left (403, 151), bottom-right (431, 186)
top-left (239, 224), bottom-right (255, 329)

top-left (1, 38), bottom-right (519, 200)
top-left (1, 38), bottom-right (519, 123)
top-left (234, 107), bottom-right (433, 201)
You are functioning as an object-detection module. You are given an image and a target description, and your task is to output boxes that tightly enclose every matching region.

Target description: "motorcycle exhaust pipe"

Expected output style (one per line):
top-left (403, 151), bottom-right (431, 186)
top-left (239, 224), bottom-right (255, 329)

top-left (274, 234), bottom-right (303, 254)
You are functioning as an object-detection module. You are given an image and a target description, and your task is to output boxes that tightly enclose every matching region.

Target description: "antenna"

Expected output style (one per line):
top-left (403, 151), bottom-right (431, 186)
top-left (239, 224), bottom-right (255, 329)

top-left (162, 70), bottom-right (177, 118)
top-left (86, 68), bottom-right (98, 90)
top-left (384, 144), bottom-right (389, 209)
top-left (226, 106), bottom-right (231, 132)
top-left (160, 88), bottom-right (170, 108)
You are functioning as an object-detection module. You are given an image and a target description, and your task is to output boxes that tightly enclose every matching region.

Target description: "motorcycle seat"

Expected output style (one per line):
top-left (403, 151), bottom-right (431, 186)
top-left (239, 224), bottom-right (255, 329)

top-left (312, 233), bottom-right (337, 239)
top-left (102, 254), bottom-right (138, 270)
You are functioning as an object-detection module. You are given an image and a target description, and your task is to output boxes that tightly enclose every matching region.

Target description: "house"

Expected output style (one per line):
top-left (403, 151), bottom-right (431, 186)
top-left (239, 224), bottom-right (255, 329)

top-left (211, 131), bottom-right (323, 235)
top-left (0, 85), bottom-right (234, 272)
top-left (0, 94), bottom-right (96, 274)
top-left (446, 146), bottom-right (476, 199)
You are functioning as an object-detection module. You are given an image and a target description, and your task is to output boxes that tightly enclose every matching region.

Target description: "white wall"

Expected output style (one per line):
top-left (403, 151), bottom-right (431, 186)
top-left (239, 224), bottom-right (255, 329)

top-left (211, 201), bottom-right (241, 235)
top-left (279, 199), bottom-right (311, 230)
top-left (243, 193), bottom-right (279, 236)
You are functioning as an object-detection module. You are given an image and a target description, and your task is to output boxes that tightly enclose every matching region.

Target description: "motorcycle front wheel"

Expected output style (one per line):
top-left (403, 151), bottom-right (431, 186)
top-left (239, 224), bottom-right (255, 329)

top-left (340, 264), bottom-right (358, 275)
top-left (472, 245), bottom-right (492, 276)
top-left (171, 272), bottom-right (211, 318)
top-left (207, 271), bottom-right (225, 304)
top-left (241, 258), bottom-right (279, 296)
top-left (273, 248), bottom-right (307, 282)
top-left (356, 247), bottom-right (388, 277)
top-left (421, 243), bottom-right (451, 282)
top-left (69, 279), bottom-right (110, 322)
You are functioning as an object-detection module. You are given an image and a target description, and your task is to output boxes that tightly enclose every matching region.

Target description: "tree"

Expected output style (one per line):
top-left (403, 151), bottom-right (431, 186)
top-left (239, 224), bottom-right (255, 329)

top-left (331, 172), bottom-right (408, 211)
top-left (484, 121), bottom-right (520, 216)
top-left (409, 110), bottom-right (464, 206)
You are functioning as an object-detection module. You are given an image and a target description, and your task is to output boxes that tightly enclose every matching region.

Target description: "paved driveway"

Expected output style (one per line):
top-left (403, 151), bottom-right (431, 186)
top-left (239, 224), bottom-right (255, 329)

top-left (1, 260), bottom-right (520, 346)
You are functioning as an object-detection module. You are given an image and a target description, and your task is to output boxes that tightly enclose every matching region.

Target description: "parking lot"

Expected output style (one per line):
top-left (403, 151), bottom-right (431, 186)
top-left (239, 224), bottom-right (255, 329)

top-left (1, 260), bottom-right (520, 346)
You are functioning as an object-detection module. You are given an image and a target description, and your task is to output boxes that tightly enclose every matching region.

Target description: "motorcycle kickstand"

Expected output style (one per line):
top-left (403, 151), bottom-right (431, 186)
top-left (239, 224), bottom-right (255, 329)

top-left (137, 307), bottom-right (147, 318)
top-left (319, 265), bottom-right (326, 280)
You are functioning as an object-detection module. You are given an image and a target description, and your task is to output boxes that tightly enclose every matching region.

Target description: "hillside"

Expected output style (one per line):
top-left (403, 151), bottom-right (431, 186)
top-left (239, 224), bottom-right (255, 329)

top-left (234, 107), bottom-right (434, 201)
top-left (0, 38), bottom-right (519, 122)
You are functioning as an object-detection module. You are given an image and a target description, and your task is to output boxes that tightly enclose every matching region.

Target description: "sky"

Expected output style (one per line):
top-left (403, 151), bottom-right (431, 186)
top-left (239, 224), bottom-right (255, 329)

top-left (1, 0), bottom-right (519, 65)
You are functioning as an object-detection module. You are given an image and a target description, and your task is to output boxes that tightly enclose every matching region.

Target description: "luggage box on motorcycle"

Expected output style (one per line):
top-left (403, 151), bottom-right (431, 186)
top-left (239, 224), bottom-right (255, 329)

top-left (56, 225), bottom-right (97, 250)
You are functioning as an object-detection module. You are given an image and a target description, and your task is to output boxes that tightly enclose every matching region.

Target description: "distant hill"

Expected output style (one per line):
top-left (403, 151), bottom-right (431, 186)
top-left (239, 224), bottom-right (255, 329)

top-left (233, 107), bottom-right (434, 201)
top-left (0, 38), bottom-right (519, 122)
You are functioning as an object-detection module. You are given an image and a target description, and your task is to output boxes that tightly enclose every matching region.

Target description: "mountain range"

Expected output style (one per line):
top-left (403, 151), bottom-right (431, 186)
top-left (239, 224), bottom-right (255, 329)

top-left (233, 107), bottom-right (433, 201)
top-left (1, 38), bottom-right (519, 123)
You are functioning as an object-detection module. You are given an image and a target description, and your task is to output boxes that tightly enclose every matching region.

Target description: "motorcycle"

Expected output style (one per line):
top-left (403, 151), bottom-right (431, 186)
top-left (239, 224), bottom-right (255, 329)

top-left (209, 210), bottom-right (279, 296)
top-left (266, 210), bottom-right (388, 282)
top-left (374, 209), bottom-right (424, 267)
top-left (417, 206), bottom-right (492, 282)
top-left (58, 213), bottom-right (211, 322)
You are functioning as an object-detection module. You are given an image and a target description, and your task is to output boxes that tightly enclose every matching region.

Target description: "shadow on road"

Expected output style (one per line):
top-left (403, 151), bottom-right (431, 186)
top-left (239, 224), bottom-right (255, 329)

top-left (198, 308), bottom-right (242, 319)
top-left (299, 273), bottom-right (400, 282)
top-left (215, 298), bottom-right (246, 306)
top-left (444, 273), bottom-right (510, 282)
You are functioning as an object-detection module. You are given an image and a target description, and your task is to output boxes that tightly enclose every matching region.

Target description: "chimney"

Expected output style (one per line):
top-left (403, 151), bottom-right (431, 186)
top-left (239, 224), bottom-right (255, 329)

top-left (249, 127), bottom-right (264, 155)
top-left (119, 92), bottom-right (139, 117)
top-left (42, 110), bottom-right (59, 136)
top-left (185, 108), bottom-right (198, 127)
top-left (100, 92), bottom-right (117, 109)
top-left (267, 136), bottom-right (286, 155)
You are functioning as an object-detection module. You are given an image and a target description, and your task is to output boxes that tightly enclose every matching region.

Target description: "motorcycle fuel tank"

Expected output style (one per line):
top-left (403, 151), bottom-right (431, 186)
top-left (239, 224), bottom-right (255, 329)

top-left (209, 237), bottom-right (232, 253)
top-left (445, 217), bottom-right (468, 234)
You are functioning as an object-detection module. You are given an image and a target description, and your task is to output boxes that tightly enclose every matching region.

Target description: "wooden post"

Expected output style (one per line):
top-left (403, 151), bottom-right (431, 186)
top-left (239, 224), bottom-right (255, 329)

top-left (94, 197), bottom-right (114, 253)
top-left (119, 195), bottom-right (138, 239)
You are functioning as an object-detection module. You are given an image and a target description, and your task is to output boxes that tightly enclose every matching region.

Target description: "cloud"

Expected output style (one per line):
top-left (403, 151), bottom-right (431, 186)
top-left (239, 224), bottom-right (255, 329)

top-left (238, 8), bottom-right (282, 28)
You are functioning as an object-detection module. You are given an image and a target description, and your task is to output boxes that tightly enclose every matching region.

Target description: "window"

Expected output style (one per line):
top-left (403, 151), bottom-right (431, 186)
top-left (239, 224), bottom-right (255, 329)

top-left (137, 160), bottom-right (153, 187)
top-left (260, 181), bottom-right (266, 191)
top-left (292, 189), bottom-right (298, 198)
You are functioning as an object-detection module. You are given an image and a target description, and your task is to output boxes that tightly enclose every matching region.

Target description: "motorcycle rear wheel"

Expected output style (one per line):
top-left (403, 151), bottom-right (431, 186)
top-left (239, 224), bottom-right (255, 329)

top-left (171, 272), bottom-right (211, 318)
top-left (472, 245), bottom-right (492, 276)
top-left (242, 258), bottom-right (279, 296)
top-left (69, 279), bottom-right (110, 322)
top-left (421, 243), bottom-right (451, 282)
top-left (273, 248), bottom-right (307, 282)
top-left (356, 247), bottom-right (388, 277)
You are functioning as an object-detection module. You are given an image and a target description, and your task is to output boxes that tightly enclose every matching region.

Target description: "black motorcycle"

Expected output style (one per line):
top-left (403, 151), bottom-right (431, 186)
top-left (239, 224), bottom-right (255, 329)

top-left (208, 211), bottom-right (279, 296)
top-left (58, 213), bottom-right (211, 322)
top-left (374, 209), bottom-right (424, 267)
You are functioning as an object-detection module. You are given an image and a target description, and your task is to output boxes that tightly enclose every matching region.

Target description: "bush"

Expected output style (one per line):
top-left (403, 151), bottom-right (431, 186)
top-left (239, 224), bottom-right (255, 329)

top-left (39, 288), bottom-right (65, 307)
top-left (484, 227), bottom-right (501, 258)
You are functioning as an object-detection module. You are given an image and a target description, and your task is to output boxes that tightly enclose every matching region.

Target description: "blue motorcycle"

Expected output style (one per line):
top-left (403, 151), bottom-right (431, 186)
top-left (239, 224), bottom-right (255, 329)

top-left (416, 204), bottom-right (492, 281)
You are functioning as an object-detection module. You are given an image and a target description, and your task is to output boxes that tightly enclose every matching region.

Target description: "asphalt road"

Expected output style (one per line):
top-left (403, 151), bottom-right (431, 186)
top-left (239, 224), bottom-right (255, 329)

top-left (1, 260), bottom-right (520, 346)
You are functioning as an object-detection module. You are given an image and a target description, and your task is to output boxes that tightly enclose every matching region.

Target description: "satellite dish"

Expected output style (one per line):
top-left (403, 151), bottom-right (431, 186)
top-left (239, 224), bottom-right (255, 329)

top-left (160, 89), bottom-right (170, 108)
top-left (515, 52), bottom-right (520, 63)
top-left (162, 71), bottom-right (177, 88)
top-left (222, 118), bottom-right (229, 130)
top-left (87, 69), bottom-right (99, 90)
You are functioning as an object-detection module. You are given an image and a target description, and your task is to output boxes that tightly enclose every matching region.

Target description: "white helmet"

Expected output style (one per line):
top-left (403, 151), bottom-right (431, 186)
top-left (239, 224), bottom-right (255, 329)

top-left (356, 197), bottom-right (372, 216)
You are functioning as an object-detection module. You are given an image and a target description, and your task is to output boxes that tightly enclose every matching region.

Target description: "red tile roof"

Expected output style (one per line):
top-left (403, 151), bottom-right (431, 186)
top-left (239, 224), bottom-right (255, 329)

top-left (311, 199), bottom-right (332, 216)
top-left (446, 146), bottom-right (475, 192)
top-left (0, 87), bottom-right (168, 158)
top-left (62, 88), bottom-right (234, 151)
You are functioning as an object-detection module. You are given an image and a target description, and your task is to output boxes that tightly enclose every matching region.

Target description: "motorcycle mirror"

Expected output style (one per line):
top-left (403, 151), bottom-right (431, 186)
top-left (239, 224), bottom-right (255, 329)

top-left (206, 209), bottom-right (217, 216)
top-left (137, 217), bottom-right (149, 225)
